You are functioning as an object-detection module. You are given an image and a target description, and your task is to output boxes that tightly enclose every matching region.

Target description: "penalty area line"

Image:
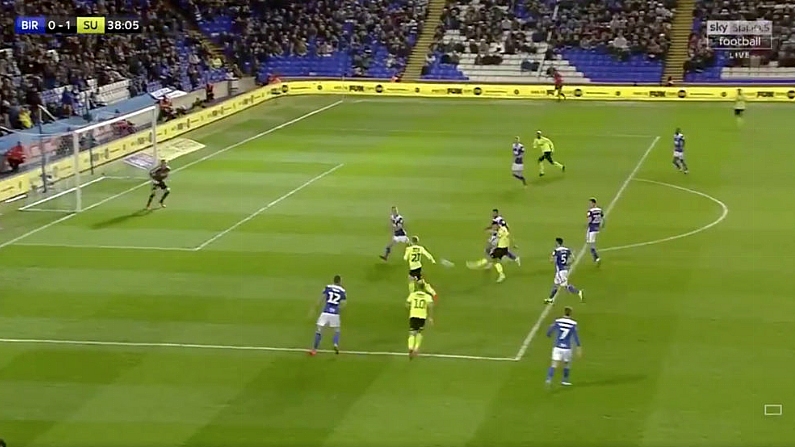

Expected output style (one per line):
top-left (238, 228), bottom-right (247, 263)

top-left (0, 337), bottom-right (516, 362)
top-left (513, 135), bottom-right (661, 361)
top-left (0, 100), bottom-right (345, 252)
top-left (600, 179), bottom-right (729, 253)
top-left (12, 242), bottom-right (195, 251)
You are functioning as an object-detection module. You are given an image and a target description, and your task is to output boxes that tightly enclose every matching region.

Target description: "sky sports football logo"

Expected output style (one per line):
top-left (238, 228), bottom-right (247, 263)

top-left (706, 20), bottom-right (773, 53)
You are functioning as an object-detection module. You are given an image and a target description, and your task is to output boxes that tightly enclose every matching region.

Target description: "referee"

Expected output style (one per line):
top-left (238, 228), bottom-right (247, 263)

top-left (534, 131), bottom-right (566, 177)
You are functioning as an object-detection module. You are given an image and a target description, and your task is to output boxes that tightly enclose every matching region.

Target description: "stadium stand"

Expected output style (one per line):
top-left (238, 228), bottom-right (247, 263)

top-left (422, 0), bottom-right (676, 83)
top-left (685, 0), bottom-right (795, 83)
top-left (0, 0), bottom-right (225, 133)
top-left (181, 0), bottom-right (428, 80)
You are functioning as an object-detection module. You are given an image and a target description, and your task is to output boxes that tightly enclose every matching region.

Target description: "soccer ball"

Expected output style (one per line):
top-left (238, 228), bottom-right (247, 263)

top-left (440, 259), bottom-right (455, 268)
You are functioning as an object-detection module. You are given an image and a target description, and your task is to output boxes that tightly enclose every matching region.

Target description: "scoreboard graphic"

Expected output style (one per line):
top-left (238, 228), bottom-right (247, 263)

top-left (15, 16), bottom-right (142, 34)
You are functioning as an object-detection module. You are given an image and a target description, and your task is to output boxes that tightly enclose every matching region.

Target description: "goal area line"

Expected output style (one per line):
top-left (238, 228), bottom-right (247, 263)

top-left (0, 337), bottom-right (516, 362)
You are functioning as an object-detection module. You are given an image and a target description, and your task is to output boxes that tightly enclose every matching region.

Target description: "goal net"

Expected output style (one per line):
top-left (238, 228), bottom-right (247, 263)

top-left (18, 105), bottom-right (159, 213)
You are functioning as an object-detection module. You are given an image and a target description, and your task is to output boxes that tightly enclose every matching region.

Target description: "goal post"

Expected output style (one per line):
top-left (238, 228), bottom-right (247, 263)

top-left (20, 105), bottom-right (159, 213)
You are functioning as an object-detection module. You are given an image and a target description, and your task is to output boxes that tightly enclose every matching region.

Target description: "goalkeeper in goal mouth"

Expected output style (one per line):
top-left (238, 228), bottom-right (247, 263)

top-left (146, 159), bottom-right (172, 209)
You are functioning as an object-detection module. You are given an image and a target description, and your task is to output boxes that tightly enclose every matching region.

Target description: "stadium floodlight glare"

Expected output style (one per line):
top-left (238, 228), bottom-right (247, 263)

top-left (17, 105), bottom-right (159, 213)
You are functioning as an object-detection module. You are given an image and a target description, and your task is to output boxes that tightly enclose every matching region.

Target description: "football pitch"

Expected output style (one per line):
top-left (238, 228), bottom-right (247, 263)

top-left (0, 95), bottom-right (792, 447)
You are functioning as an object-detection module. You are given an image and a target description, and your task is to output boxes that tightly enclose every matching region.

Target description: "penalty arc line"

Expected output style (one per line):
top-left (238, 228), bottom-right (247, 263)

top-left (513, 135), bottom-right (661, 361)
top-left (600, 178), bottom-right (729, 253)
top-left (0, 337), bottom-right (516, 362)
top-left (0, 100), bottom-right (345, 252)
top-left (193, 163), bottom-right (345, 250)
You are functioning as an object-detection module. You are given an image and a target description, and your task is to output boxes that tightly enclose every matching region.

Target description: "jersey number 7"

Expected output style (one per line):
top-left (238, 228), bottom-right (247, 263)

top-left (558, 327), bottom-right (570, 340)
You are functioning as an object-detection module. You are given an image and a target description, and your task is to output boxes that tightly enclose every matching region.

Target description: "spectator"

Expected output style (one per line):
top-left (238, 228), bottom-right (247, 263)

top-left (19, 107), bottom-right (33, 129)
top-left (611, 33), bottom-right (630, 61)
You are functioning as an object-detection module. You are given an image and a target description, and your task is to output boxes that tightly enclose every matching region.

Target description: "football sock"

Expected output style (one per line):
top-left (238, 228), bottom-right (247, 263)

top-left (512, 174), bottom-right (526, 185)
top-left (566, 284), bottom-right (580, 294)
top-left (408, 281), bottom-right (414, 293)
top-left (415, 333), bottom-right (423, 350)
top-left (313, 332), bottom-right (322, 349)
top-left (384, 246), bottom-right (391, 258)
top-left (562, 367), bottom-right (570, 381)
top-left (332, 331), bottom-right (340, 346)
top-left (673, 159), bottom-right (681, 169)
top-left (506, 251), bottom-right (517, 260)
top-left (408, 334), bottom-right (416, 350)
top-left (494, 263), bottom-right (504, 277)
top-left (590, 246), bottom-right (599, 260)
top-left (546, 367), bottom-right (555, 381)
top-left (159, 191), bottom-right (170, 204)
top-left (549, 286), bottom-right (559, 299)
top-left (680, 160), bottom-right (689, 171)
top-left (553, 161), bottom-right (564, 169)
top-left (538, 162), bottom-right (545, 175)
top-left (146, 193), bottom-right (155, 207)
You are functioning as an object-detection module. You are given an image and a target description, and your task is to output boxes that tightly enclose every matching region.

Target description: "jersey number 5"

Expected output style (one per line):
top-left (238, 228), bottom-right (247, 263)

top-left (326, 291), bottom-right (342, 305)
top-left (410, 253), bottom-right (421, 262)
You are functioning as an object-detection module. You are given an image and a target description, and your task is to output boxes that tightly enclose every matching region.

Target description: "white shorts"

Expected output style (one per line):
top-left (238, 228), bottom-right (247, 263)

top-left (392, 235), bottom-right (410, 244)
top-left (316, 312), bottom-right (341, 328)
top-left (673, 151), bottom-right (684, 159)
top-left (554, 269), bottom-right (569, 286)
top-left (552, 347), bottom-right (573, 363)
top-left (586, 230), bottom-right (598, 244)
top-left (511, 163), bottom-right (524, 173)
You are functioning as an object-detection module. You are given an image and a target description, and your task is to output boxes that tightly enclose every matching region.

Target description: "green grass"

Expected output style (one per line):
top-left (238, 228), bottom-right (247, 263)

top-left (0, 95), bottom-right (793, 447)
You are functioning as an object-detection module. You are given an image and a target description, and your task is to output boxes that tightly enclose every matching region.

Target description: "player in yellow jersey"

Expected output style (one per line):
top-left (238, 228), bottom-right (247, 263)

top-left (467, 222), bottom-right (510, 282)
top-left (734, 88), bottom-right (746, 125)
top-left (403, 236), bottom-right (436, 287)
top-left (534, 131), bottom-right (565, 177)
top-left (409, 278), bottom-right (438, 302)
top-left (406, 280), bottom-right (435, 359)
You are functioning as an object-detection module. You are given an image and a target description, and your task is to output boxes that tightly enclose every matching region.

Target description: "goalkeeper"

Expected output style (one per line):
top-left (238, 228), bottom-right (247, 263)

top-left (146, 159), bottom-right (172, 209)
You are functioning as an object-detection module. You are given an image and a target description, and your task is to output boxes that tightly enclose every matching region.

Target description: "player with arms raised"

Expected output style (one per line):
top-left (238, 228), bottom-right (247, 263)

top-left (544, 237), bottom-right (584, 304)
top-left (309, 275), bottom-right (346, 356)
top-left (545, 306), bottom-right (581, 386)
top-left (406, 280), bottom-right (435, 359)
top-left (404, 236), bottom-right (436, 285)
top-left (511, 137), bottom-right (527, 186)
top-left (380, 206), bottom-right (409, 261)
top-left (146, 159), bottom-right (171, 209)
top-left (672, 128), bottom-right (689, 174)
top-left (586, 198), bottom-right (603, 264)
top-left (485, 209), bottom-right (520, 265)
top-left (534, 131), bottom-right (565, 177)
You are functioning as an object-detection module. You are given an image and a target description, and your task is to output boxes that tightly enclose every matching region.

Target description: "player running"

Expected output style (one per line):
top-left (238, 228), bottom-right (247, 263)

top-left (406, 279), bottom-right (435, 359)
top-left (485, 209), bottom-right (520, 265)
top-left (409, 277), bottom-right (439, 302)
top-left (672, 128), bottom-right (689, 174)
top-left (552, 68), bottom-right (566, 101)
top-left (146, 159), bottom-right (171, 209)
top-left (404, 236), bottom-right (436, 284)
top-left (468, 221), bottom-right (510, 282)
top-left (545, 306), bottom-right (581, 386)
top-left (309, 275), bottom-right (346, 356)
top-left (380, 206), bottom-right (409, 261)
top-left (534, 131), bottom-right (565, 177)
top-left (734, 88), bottom-right (746, 121)
top-left (511, 136), bottom-right (527, 186)
top-left (586, 198), bottom-right (603, 264)
top-left (544, 238), bottom-right (584, 304)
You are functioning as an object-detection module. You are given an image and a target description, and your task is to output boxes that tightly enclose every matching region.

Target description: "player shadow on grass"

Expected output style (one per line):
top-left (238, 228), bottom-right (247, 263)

top-left (550, 374), bottom-right (647, 393)
top-left (90, 209), bottom-right (152, 229)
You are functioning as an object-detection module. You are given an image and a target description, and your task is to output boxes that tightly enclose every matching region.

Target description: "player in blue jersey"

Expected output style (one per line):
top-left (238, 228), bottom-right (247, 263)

top-left (672, 128), bottom-right (688, 174)
top-left (546, 306), bottom-right (581, 386)
top-left (586, 198), bottom-right (603, 264)
top-left (484, 209), bottom-right (520, 265)
top-left (544, 238), bottom-right (583, 304)
top-left (511, 137), bottom-right (527, 186)
top-left (380, 206), bottom-right (410, 261)
top-left (309, 275), bottom-right (346, 356)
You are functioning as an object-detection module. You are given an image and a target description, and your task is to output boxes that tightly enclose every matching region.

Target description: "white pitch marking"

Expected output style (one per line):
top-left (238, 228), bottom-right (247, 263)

top-left (0, 337), bottom-right (516, 362)
top-left (20, 175), bottom-right (107, 210)
top-left (514, 136), bottom-right (661, 361)
top-left (194, 163), bottom-right (345, 250)
top-left (0, 100), bottom-right (344, 251)
top-left (600, 178), bottom-right (729, 253)
top-left (12, 242), bottom-right (195, 251)
top-left (312, 127), bottom-right (654, 139)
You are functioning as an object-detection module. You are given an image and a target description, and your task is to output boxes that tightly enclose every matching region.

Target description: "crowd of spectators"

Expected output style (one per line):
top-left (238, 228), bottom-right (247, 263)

top-left (181, 0), bottom-right (426, 77)
top-left (688, 0), bottom-right (795, 73)
top-left (1, 0), bottom-right (221, 133)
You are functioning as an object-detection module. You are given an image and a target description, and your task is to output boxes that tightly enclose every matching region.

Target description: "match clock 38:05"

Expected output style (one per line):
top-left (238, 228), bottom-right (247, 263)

top-left (105, 17), bottom-right (142, 33)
